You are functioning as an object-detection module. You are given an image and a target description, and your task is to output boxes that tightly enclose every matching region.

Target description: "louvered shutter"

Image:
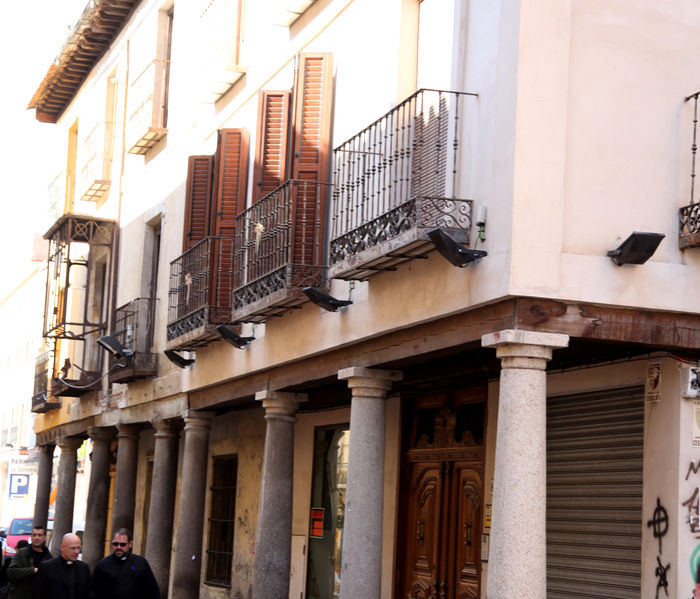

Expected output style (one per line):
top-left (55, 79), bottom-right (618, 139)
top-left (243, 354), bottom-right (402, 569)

top-left (210, 129), bottom-right (249, 316)
top-left (183, 155), bottom-right (214, 251)
top-left (547, 386), bottom-right (643, 598)
top-left (290, 53), bottom-right (333, 267)
top-left (253, 91), bottom-right (290, 203)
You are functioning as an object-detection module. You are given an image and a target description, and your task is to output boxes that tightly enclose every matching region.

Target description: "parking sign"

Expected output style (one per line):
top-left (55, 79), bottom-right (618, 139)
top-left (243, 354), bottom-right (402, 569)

top-left (9, 474), bottom-right (29, 498)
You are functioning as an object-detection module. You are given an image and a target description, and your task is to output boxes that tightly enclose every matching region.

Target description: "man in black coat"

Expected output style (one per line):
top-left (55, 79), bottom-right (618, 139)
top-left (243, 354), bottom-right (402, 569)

top-left (8, 525), bottom-right (52, 599)
top-left (32, 533), bottom-right (91, 599)
top-left (91, 529), bottom-right (159, 599)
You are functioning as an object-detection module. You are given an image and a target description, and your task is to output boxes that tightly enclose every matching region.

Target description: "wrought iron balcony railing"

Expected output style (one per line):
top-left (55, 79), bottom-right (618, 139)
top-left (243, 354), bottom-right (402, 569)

top-left (329, 89), bottom-right (476, 280)
top-left (167, 236), bottom-right (235, 350)
top-left (109, 297), bottom-right (158, 383)
top-left (682, 91), bottom-right (700, 249)
top-left (32, 351), bottom-right (61, 413)
top-left (232, 179), bottom-right (328, 323)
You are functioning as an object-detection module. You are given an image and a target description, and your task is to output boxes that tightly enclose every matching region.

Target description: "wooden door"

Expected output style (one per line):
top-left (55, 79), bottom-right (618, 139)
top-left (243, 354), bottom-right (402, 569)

top-left (398, 392), bottom-right (485, 599)
top-left (403, 460), bottom-right (482, 599)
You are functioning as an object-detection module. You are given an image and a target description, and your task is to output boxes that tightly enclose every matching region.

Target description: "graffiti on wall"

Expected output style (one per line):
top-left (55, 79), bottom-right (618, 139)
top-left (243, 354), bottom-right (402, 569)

top-left (647, 497), bottom-right (671, 599)
top-left (684, 460), bottom-right (700, 597)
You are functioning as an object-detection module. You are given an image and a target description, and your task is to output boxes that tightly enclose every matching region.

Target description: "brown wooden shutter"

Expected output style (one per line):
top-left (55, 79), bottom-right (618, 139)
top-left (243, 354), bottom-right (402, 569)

top-left (290, 53), bottom-right (333, 267)
top-left (210, 129), bottom-right (249, 316)
top-left (253, 91), bottom-right (290, 203)
top-left (211, 128), bottom-right (249, 237)
top-left (182, 155), bottom-right (214, 251)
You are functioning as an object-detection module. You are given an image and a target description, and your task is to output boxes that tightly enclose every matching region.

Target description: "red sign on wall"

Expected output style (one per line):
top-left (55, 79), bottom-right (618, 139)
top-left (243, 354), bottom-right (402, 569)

top-left (310, 507), bottom-right (325, 538)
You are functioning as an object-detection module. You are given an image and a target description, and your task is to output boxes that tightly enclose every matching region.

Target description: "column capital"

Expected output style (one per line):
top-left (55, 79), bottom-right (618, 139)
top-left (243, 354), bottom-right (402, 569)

top-left (87, 427), bottom-right (115, 444)
top-left (482, 329), bottom-right (569, 370)
top-left (255, 391), bottom-right (307, 422)
top-left (338, 367), bottom-right (403, 397)
top-left (56, 435), bottom-right (83, 451)
top-left (152, 418), bottom-right (180, 439)
top-left (115, 423), bottom-right (141, 439)
top-left (182, 410), bottom-right (214, 432)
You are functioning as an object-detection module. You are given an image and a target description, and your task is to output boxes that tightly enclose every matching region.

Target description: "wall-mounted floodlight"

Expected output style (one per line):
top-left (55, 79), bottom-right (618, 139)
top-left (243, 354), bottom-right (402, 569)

top-left (97, 336), bottom-right (134, 360)
top-left (607, 232), bottom-right (665, 266)
top-left (216, 325), bottom-right (255, 349)
top-left (428, 228), bottom-right (487, 267)
top-left (164, 350), bottom-right (194, 368)
top-left (302, 287), bottom-right (353, 312)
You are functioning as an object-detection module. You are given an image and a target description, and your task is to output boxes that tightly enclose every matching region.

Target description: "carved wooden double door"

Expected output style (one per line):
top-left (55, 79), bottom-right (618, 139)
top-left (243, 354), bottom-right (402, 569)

top-left (398, 394), bottom-right (485, 599)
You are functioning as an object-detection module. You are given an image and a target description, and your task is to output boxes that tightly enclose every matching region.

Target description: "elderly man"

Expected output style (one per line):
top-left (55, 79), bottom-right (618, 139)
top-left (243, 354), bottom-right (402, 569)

top-left (31, 533), bottom-right (91, 599)
top-left (7, 525), bottom-right (52, 599)
top-left (92, 529), bottom-right (158, 599)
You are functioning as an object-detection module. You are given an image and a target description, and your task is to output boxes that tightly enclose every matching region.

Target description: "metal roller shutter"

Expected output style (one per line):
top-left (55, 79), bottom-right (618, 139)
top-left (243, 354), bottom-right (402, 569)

top-left (546, 386), bottom-right (644, 599)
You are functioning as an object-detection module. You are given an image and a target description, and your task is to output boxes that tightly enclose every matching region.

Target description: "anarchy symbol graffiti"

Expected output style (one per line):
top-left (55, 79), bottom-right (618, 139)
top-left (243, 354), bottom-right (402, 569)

top-left (647, 497), bottom-right (669, 554)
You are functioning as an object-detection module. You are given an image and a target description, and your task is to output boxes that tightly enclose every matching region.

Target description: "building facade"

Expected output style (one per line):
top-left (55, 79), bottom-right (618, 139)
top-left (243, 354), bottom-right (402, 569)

top-left (25, 0), bottom-right (700, 598)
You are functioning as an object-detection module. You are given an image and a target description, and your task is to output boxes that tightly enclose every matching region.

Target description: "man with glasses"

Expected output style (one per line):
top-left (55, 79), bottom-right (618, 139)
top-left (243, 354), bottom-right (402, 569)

top-left (7, 525), bottom-right (51, 599)
top-left (92, 529), bottom-right (159, 599)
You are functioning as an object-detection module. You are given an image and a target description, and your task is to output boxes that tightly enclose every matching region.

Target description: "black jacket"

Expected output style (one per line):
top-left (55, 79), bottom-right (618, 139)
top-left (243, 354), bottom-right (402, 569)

top-left (91, 553), bottom-right (158, 599)
top-left (31, 556), bottom-right (91, 599)
top-left (8, 545), bottom-right (52, 599)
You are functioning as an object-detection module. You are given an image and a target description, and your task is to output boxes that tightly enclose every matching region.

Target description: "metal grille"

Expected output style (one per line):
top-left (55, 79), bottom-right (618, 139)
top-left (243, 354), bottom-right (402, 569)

top-left (167, 236), bottom-right (234, 340)
top-left (681, 91), bottom-right (700, 248)
top-left (547, 386), bottom-right (644, 599)
top-left (205, 455), bottom-right (238, 587)
top-left (330, 89), bottom-right (476, 266)
top-left (232, 180), bottom-right (328, 309)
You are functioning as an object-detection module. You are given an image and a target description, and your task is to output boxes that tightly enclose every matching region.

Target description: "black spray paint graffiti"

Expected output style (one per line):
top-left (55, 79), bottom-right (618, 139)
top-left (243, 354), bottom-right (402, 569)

top-left (655, 556), bottom-right (670, 599)
top-left (682, 487), bottom-right (700, 535)
top-left (686, 459), bottom-right (700, 481)
top-left (648, 498), bottom-right (669, 554)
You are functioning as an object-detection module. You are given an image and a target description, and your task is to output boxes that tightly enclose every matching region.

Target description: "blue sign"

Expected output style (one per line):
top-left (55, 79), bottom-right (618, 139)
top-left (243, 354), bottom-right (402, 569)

top-left (9, 474), bottom-right (29, 497)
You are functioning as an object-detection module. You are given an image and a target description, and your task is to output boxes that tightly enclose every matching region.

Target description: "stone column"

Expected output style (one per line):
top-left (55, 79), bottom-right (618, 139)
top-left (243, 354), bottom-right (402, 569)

top-left (171, 411), bottom-right (213, 599)
top-left (251, 391), bottom-right (307, 599)
top-left (481, 329), bottom-right (569, 599)
top-left (337, 367), bottom-right (402, 599)
top-left (33, 444), bottom-right (55, 529)
top-left (110, 424), bottom-right (140, 536)
top-left (83, 427), bottom-right (115, 569)
top-left (145, 419), bottom-right (180, 599)
top-left (50, 436), bottom-right (83, 555)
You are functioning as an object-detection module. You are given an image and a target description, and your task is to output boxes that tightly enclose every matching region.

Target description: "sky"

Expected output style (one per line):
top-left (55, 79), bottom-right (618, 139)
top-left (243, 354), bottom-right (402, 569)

top-left (0, 0), bottom-right (86, 293)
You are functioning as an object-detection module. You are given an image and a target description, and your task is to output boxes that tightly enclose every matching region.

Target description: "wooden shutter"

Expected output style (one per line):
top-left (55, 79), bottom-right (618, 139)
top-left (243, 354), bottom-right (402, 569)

top-left (182, 155), bottom-right (214, 251)
top-left (210, 129), bottom-right (249, 315)
top-left (211, 128), bottom-right (249, 237)
top-left (290, 53), bottom-right (333, 267)
top-left (290, 53), bottom-right (333, 182)
top-left (253, 91), bottom-right (290, 203)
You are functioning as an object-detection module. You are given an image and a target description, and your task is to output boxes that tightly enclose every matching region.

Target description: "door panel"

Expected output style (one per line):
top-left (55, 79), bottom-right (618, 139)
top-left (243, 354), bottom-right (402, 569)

top-left (405, 463), bottom-right (443, 598)
top-left (451, 464), bottom-right (482, 599)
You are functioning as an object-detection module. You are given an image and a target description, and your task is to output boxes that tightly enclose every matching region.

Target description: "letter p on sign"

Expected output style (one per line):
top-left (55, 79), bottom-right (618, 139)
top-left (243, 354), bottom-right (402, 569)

top-left (9, 474), bottom-right (29, 497)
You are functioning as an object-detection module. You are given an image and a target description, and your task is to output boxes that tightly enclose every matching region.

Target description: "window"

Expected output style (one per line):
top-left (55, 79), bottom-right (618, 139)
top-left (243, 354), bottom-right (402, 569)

top-left (205, 454), bottom-right (238, 586)
top-left (126, 2), bottom-right (173, 154)
top-left (305, 425), bottom-right (349, 599)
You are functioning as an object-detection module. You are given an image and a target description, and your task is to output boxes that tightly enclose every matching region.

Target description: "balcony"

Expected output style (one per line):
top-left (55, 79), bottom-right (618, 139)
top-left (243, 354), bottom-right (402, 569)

top-left (31, 351), bottom-right (61, 413)
top-left (167, 236), bottom-right (235, 350)
top-left (328, 89), bottom-right (476, 280)
top-left (232, 180), bottom-right (328, 323)
top-left (109, 298), bottom-right (157, 383)
top-left (682, 91), bottom-right (700, 249)
top-left (126, 59), bottom-right (169, 155)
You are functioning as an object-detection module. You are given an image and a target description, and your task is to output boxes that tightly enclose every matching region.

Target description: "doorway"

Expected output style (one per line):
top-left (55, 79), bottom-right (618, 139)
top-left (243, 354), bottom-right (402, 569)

top-left (397, 388), bottom-right (486, 599)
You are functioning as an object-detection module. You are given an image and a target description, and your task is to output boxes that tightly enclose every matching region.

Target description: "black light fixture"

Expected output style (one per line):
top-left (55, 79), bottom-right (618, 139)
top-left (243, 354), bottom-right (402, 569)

top-left (607, 232), bottom-right (665, 266)
top-left (97, 336), bottom-right (134, 360)
top-left (428, 228), bottom-right (487, 267)
top-left (216, 325), bottom-right (255, 349)
top-left (302, 287), bottom-right (353, 312)
top-left (164, 350), bottom-right (195, 368)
